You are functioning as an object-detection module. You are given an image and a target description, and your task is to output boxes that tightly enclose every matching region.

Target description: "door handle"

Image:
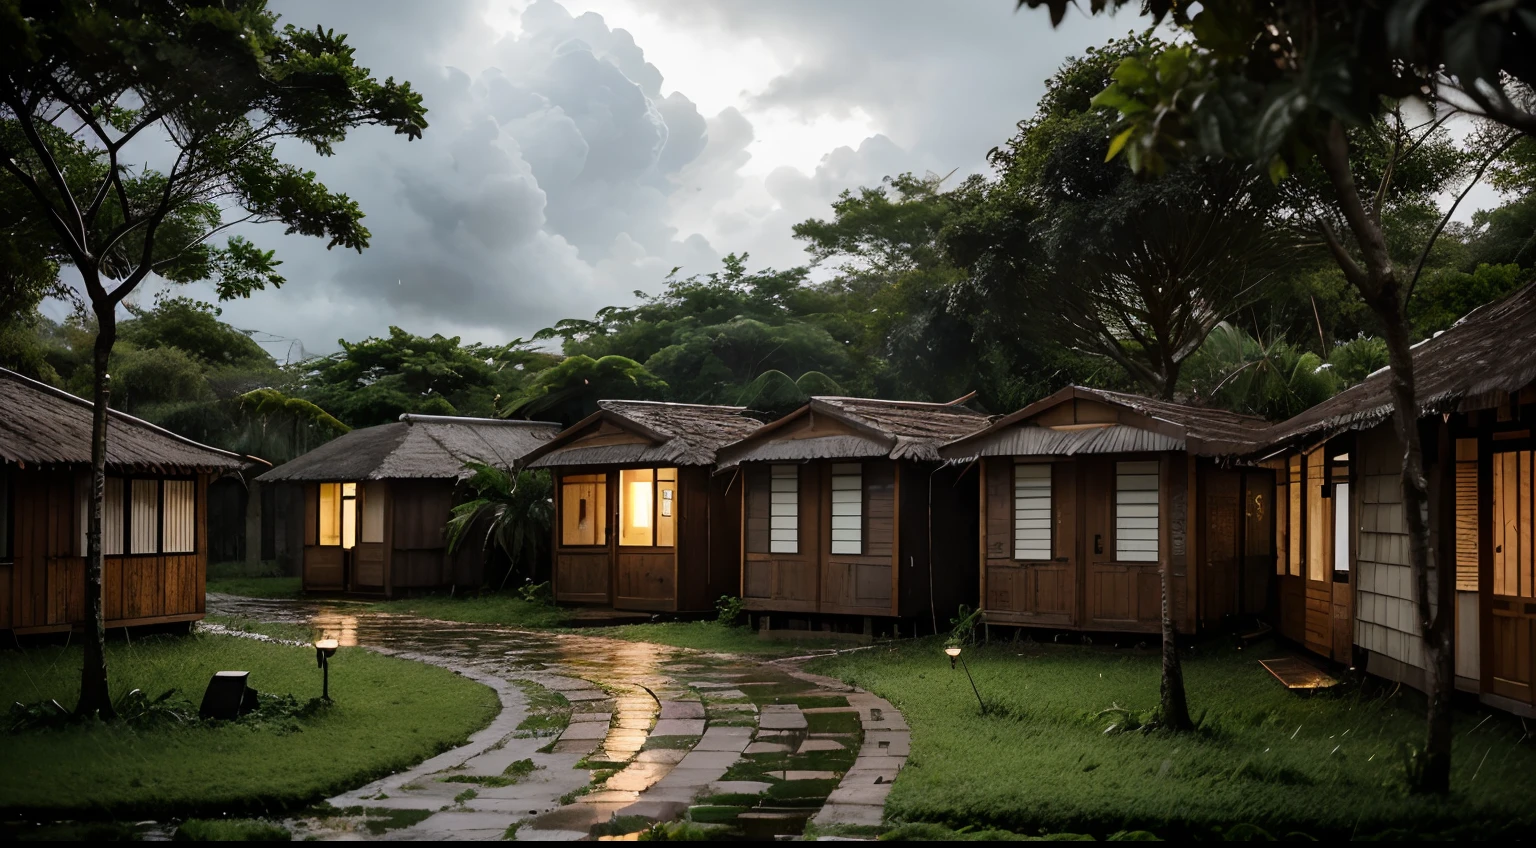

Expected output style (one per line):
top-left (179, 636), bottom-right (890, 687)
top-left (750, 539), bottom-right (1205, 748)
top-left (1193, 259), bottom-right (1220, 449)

top-left (1094, 534), bottom-right (1104, 555)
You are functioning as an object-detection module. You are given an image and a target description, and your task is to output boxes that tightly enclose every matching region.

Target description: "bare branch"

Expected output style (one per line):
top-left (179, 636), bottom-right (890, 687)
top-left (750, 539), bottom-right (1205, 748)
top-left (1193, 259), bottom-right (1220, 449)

top-left (1405, 130), bottom-right (1521, 304)
top-left (3, 92), bottom-right (87, 246)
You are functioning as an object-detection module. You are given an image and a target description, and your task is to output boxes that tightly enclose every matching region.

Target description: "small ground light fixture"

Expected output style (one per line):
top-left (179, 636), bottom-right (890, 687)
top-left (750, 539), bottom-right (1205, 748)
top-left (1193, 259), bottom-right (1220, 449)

top-left (943, 644), bottom-right (987, 714)
top-left (316, 638), bottom-right (339, 701)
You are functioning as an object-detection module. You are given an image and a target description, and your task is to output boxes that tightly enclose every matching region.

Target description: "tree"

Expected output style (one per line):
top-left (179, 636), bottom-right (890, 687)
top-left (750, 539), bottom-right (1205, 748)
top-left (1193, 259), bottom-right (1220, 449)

top-left (0, 1), bottom-right (425, 717)
top-left (504, 354), bottom-right (668, 426)
top-left (446, 463), bottom-right (555, 589)
top-left (945, 37), bottom-right (1291, 402)
top-left (1021, 0), bottom-right (1536, 792)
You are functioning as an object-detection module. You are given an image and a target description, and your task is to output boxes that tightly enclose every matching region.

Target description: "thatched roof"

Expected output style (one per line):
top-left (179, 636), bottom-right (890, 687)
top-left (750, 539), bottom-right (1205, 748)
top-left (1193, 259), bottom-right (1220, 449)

top-left (259, 415), bottom-right (559, 482)
top-left (941, 386), bottom-right (1272, 460)
top-left (1263, 280), bottom-right (1536, 452)
top-left (717, 396), bottom-right (991, 467)
top-left (0, 367), bottom-right (255, 473)
top-left (522, 401), bottom-right (763, 469)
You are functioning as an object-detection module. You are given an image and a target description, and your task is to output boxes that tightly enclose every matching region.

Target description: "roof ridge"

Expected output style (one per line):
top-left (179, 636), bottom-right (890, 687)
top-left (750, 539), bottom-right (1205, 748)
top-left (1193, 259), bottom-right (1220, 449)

top-left (813, 395), bottom-right (986, 413)
top-left (598, 399), bottom-right (748, 412)
top-left (400, 413), bottom-right (561, 427)
top-left (0, 366), bottom-right (264, 466)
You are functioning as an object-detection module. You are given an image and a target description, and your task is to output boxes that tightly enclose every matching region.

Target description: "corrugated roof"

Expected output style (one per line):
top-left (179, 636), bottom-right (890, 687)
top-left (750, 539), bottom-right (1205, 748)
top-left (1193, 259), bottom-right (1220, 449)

top-left (523, 401), bottom-right (763, 469)
top-left (717, 396), bottom-right (991, 467)
top-left (1264, 280), bottom-right (1536, 450)
top-left (0, 367), bottom-right (253, 473)
top-left (941, 386), bottom-right (1271, 460)
top-left (259, 415), bottom-right (559, 482)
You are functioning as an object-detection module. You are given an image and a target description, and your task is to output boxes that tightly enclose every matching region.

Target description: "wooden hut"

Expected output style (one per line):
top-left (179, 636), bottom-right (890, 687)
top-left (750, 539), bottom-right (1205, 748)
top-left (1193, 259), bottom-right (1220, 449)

top-left (1263, 282), bottom-right (1536, 717)
top-left (0, 367), bottom-right (257, 634)
top-left (939, 387), bottom-right (1274, 636)
top-left (714, 396), bottom-right (989, 627)
top-left (257, 415), bottom-right (558, 595)
top-left (519, 401), bottom-right (762, 613)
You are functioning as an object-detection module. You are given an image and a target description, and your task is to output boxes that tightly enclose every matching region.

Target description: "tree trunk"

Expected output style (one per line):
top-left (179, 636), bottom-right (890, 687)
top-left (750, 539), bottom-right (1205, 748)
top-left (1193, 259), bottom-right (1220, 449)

top-left (1316, 120), bottom-right (1451, 793)
top-left (1158, 554), bottom-right (1193, 730)
top-left (76, 300), bottom-right (116, 719)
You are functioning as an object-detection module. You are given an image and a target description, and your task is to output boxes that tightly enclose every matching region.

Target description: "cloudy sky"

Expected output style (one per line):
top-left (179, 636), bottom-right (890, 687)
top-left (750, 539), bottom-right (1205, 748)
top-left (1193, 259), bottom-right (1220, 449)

top-left (110, 1), bottom-right (1137, 359)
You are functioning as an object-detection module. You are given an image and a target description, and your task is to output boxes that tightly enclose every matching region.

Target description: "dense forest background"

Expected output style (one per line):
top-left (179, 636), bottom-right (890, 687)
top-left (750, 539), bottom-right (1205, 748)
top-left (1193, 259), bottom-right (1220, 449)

top-left (4, 37), bottom-right (1533, 462)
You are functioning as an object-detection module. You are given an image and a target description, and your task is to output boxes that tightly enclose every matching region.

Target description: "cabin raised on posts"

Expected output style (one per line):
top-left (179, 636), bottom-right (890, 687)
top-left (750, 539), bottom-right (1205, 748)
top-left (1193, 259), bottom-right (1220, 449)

top-left (0, 368), bottom-right (261, 634)
top-left (714, 396), bottom-right (989, 628)
top-left (258, 415), bottom-right (558, 595)
top-left (1262, 281), bottom-right (1536, 718)
top-left (520, 401), bottom-right (762, 613)
top-left (939, 387), bottom-right (1274, 636)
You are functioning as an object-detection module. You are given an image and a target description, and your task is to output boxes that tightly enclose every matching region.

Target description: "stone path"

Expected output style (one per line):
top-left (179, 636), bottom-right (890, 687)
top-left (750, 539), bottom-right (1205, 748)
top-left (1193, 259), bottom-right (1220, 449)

top-left (207, 596), bottom-right (909, 841)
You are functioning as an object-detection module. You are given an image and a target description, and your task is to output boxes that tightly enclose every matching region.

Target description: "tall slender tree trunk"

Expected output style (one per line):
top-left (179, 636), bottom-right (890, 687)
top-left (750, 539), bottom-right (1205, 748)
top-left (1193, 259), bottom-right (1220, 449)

top-left (76, 294), bottom-right (116, 719)
top-left (1159, 556), bottom-right (1193, 729)
top-left (1317, 121), bottom-right (1451, 793)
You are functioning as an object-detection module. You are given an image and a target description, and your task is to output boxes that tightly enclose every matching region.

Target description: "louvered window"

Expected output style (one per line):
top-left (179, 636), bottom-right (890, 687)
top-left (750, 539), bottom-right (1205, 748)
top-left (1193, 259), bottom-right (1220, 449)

top-left (1115, 461), bottom-right (1159, 562)
top-left (1013, 462), bottom-right (1052, 561)
top-left (162, 480), bottom-right (196, 554)
top-left (830, 463), bottom-right (862, 555)
top-left (769, 464), bottom-right (799, 554)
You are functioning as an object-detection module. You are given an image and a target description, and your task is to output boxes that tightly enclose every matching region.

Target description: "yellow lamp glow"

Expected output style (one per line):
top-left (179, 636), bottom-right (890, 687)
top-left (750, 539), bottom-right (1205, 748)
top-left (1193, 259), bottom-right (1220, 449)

top-left (944, 646), bottom-right (962, 658)
top-left (628, 481), bottom-right (652, 528)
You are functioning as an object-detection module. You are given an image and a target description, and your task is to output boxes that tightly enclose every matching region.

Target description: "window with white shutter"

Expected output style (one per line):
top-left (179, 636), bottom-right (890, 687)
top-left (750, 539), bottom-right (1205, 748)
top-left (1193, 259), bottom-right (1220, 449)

top-left (830, 463), bottom-right (862, 555)
top-left (1115, 461), bottom-right (1160, 561)
top-left (1013, 462), bottom-right (1052, 560)
top-left (769, 464), bottom-right (799, 554)
top-left (162, 480), bottom-right (196, 554)
top-left (130, 479), bottom-right (160, 554)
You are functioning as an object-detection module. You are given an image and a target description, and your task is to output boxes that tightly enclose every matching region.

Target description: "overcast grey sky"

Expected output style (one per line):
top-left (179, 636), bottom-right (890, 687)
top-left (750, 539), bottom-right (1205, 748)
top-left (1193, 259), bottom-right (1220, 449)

top-left (71, 0), bottom-right (1135, 361)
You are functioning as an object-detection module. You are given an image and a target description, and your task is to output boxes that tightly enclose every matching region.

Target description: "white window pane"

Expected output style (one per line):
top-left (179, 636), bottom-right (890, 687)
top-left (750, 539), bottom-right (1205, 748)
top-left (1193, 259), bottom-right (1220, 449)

top-left (1116, 461), bottom-right (1159, 562)
top-left (831, 528), bottom-right (862, 541)
top-left (831, 476), bottom-right (862, 491)
top-left (831, 501), bottom-right (861, 516)
top-left (162, 480), bottom-right (196, 554)
top-left (770, 492), bottom-right (798, 506)
top-left (770, 516), bottom-right (798, 529)
top-left (361, 481), bottom-right (386, 544)
top-left (831, 540), bottom-right (862, 554)
top-left (130, 479), bottom-right (159, 554)
top-left (1116, 490), bottom-right (1160, 505)
top-left (85, 477), bottom-right (127, 556)
top-left (770, 539), bottom-right (798, 553)
top-left (770, 528), bottom-right (799, 541)
top-left (1015, 462), bottom-right (1052, 561)
top-left (832, 515), bottom-right (861, 530)
top-left (831, 488), bottom-right (862, 503)
top-left (1014, 518), bottom-right (1051, 531)
top-left (1119, 549), bottom-right (1159, 562)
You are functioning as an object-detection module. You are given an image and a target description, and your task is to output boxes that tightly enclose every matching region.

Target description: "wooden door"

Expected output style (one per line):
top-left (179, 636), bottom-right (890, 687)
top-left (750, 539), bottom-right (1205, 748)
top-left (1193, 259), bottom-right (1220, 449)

top-left (741, 462), bottom-right (821, 613)
top-left (980, 459), bottom-right (1077, 627)
top-left (1082, 456), bottom-right (1162, 632)
top-left (553, 470), bottom-right (612, 604)
top-left (1202, 468), bottom-right (1242, 626)
top-left (1489, 449), bottom-right (1536, 705)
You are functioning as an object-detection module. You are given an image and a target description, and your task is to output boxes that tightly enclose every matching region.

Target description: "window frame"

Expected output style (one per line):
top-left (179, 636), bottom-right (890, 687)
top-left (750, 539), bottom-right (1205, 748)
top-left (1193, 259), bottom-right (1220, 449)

top-left (1114, 459), bottom-right (1160, 563)
top-left (558, 472), bottom-right (609, 548)
top-left (830, 462), bottom-right (863, 556)
top-left (81, 474), bottom-right (197, 557)
top-left (1012, 461), bottom-right (1053, 562)
top-left (616, 467), bottom-right (679, 550)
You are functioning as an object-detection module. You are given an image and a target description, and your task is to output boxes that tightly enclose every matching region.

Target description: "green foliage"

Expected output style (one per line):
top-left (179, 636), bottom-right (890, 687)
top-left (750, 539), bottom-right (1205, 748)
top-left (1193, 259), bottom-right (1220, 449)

top-left (0, 633), bottom-right (498, 818)
top-left (1181, 324), bottom-right (1340, 420)
top-left (294, 327), bottom-right (555, 428)
top-left (1411, 263), bottom-right (1533, 336)
top-left (715, 595), bottom-right (745, 626)
top-left (504, 354), bottom-right (668, 426)
top-left (173, 818), bottom-right (292, 842)
top-left (120, 297), bottom-right (273, 371)
top-left (1326, 336), bottom-right (1390, 387)
top-left (111, 346), bottom-right (210, 412)
top-left (446, 464), bottom-right (554, 587)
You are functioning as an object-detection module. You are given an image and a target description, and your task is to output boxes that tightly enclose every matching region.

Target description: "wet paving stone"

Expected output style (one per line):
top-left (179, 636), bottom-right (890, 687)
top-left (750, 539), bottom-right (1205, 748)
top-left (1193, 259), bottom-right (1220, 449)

top-left (207, 595), bottom-right (906, 840)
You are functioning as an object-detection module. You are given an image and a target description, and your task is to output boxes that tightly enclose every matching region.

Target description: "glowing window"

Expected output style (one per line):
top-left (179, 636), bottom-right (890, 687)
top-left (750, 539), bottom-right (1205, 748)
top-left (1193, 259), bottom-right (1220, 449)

top-left (560, 473), bottom-right (607, 546)
top-left (319, 482), bottom-right (341, 547)
top-left (341, 482), bottom-right (358, 550)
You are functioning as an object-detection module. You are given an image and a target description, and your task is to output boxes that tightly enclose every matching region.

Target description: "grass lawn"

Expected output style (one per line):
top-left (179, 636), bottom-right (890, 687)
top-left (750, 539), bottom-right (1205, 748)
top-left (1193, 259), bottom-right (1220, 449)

top-left (371, 592), bottom-right (570, 629)
top-left (0, 632), bottom-right (499, 820)
top-left (806, 637), bottom-right (1536, 840)
top-left (205, 561), bottom-right (303, 599)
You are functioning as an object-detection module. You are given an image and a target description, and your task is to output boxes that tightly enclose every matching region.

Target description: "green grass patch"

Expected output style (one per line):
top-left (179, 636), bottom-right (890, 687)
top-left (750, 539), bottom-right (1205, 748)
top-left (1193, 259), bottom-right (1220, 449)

top-left (590, 814), bottom-right (653, 837)
top-left (641, 734), bottom-right (697, 751)
top-left (771, 695), bottom-right (850, 710)
top-left (438, 759), bottom-right (538, 788)
top-left (804, 711), bottom-right (861, 735)
top-left (511, 680), bottom-right (572, 738)
top-left (371, 591), bottom-right (568, 629)
top-left (201, 614), bottom-right (314, 643)
top-left (806, 637), bottom-right (1536, 839)
top-left (206, 562), bottom-right (304, 600)
top-left (687, 804), bottom-right (748, 823)
top-left (452, 788), bottom-right (478, 805)
top-left (765, 778), bottom-right (842, 801)
top-left (0, 633), bottom-right (499, 820)
top-left (172, 818), bottom-right (291, 841)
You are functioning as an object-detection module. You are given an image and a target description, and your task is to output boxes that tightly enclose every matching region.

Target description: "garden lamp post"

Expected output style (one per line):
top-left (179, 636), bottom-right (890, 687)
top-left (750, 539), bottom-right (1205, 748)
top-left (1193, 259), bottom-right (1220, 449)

top-left (945, 645), bottom-right (986, 714)
top-left (315, 639), bottom-right (339, 701)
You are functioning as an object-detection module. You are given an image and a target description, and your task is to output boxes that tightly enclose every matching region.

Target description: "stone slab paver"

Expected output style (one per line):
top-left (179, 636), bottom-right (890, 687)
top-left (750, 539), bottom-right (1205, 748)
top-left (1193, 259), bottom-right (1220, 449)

top-left (650, 718), bottom-right (706, 736)
top-left (798, 738), bottom-right (846, 753)
top-left (743, 741), bottom-right (792, 754)
top-left (658, 701), bottom-right (705, 719)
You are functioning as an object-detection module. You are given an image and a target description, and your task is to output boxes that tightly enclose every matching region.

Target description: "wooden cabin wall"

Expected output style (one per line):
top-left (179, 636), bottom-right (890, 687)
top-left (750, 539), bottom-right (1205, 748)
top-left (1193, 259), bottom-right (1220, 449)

top-left (1355, 424), bottom-right (1429, 687)
top-left (390, 479), bottom-right (454, 588)
top-left (823, 460), bottom-right (896, 617)
top-left (7, 468), bottom-right (207, 632)
top-left (1242, 469), bottom-right (1276, 618)
top-left (1199, 464), bottom-right (1243, 627)
top-left (742, 463), bottom-right (821, 613)
top-left (706, 470), bottom-right (744, 611)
